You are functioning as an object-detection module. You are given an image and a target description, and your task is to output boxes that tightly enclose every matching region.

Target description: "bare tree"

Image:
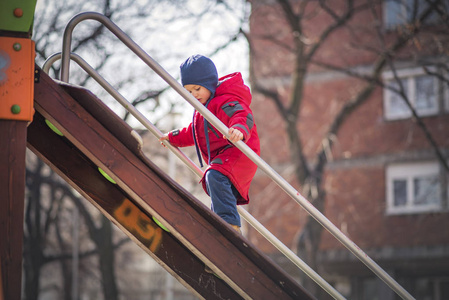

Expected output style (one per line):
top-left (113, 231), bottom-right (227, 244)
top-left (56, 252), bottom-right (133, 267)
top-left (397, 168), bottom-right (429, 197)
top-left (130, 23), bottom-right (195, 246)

top-left (244, 0), bottom-right (449, 295)
top-left (24, 151), bottom-right (131, 300)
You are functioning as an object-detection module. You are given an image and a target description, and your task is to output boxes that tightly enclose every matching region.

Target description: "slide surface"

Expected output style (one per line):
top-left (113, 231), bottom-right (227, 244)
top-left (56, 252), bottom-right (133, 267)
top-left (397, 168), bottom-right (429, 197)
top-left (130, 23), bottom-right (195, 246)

top-left (28, 66), bottom-right (315, 300)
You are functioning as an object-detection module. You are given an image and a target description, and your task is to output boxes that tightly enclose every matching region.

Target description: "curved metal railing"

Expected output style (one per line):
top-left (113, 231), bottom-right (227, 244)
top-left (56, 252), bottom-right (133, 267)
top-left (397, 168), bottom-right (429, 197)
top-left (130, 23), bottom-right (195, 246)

top-left (44, 11), bottom-right (415, 300)
top-left (43, 51), bottom-right (343, 299)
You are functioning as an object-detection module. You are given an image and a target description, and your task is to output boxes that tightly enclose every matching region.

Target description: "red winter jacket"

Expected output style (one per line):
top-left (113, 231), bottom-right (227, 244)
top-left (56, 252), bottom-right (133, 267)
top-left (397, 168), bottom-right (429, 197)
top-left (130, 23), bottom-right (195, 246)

top-left (168, 72), bottom-right (260, 205)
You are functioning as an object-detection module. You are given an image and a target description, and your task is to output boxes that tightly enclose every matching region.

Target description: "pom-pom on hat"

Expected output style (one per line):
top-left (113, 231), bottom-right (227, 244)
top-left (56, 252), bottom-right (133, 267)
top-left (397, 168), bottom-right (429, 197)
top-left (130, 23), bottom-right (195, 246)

top-left (180, 54), bottom-right (218, 97)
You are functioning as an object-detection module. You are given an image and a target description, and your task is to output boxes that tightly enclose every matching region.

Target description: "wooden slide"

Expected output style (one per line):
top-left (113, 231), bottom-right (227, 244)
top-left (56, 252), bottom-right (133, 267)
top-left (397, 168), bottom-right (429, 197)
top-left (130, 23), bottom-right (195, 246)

top-left (27, 66), bottom-right (315, 300)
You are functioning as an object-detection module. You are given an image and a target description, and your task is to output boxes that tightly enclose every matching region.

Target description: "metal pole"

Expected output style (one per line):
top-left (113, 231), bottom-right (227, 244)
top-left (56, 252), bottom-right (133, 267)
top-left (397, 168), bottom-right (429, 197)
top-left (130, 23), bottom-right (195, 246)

top-left (44, 53), bottom-right (345, 299)
top-left (57, 12), bottom-right (414, 300)
top-left (46, 52), bottom-right (201, 178)
top-left (132, 48), bottom-right (416, 300)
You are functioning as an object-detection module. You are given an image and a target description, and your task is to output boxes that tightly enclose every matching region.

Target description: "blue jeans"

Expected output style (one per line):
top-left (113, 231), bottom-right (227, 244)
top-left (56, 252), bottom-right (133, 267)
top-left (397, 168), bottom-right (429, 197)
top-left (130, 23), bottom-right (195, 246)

top-left (205, 169), bottom-right (241, 227)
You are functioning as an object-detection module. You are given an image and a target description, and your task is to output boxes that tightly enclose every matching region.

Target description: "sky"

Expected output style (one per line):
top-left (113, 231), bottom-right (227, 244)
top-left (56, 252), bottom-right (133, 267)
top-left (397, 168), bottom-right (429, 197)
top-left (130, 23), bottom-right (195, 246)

top-left (35, 0), bottom-right (251, 129)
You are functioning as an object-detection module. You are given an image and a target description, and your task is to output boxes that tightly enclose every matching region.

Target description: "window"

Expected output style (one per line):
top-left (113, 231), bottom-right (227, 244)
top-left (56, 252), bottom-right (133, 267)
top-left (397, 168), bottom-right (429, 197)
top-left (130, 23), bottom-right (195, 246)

top-left (359, 276), bottom-right (449, 299)
top-left (383, 67), bottom-right (441, 120)
top-left (386, 161), bottom-right (442, 214)
top-left (413, 277), bottom-right (449, 300)
top-left (384, 0), bottom-right (408, 28)
top-left (361, 277), bottom-right (379, 300)
top-left (383, 0), bottom-right (446, 29)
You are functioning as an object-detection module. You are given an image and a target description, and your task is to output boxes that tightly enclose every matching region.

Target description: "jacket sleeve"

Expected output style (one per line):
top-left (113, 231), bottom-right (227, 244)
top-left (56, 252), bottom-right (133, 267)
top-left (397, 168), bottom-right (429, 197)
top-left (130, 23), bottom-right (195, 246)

top-left (168, 123), bottom-right (194, 147)
top-left (218, 99), bottom-right (255, 141)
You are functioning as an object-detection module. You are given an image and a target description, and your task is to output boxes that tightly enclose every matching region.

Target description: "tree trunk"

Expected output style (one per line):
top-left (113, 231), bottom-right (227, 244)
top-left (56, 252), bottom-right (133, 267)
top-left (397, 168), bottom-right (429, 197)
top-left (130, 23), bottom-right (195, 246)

top-left (23, 161), bottom-right (44, 300)
top-left (97, 216), bottom-right (119, 300)
top-left (297, 184), bottom-right (326, 297)
top-left (23, 250), bottom-right (42, 300)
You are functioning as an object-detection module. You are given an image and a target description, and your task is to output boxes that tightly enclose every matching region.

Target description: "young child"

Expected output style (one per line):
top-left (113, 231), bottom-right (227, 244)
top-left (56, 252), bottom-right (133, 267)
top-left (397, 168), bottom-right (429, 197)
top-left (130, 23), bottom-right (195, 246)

top-left (159, 54), bottom-right (260, 233)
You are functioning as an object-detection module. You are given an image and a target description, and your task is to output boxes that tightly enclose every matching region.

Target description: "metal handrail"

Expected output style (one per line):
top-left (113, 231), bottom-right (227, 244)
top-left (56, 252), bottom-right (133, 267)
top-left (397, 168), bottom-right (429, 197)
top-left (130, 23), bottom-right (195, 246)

top-left (56, 11), bottom-right (415, 300)
top-left (43, 52), bottom-right (343, 299)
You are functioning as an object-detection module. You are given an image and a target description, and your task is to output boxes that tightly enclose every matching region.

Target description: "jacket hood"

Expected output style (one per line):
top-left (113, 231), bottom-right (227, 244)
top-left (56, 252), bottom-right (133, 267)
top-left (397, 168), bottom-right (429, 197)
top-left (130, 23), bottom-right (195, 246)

top-left (215, 72), bottom-right (251, 105)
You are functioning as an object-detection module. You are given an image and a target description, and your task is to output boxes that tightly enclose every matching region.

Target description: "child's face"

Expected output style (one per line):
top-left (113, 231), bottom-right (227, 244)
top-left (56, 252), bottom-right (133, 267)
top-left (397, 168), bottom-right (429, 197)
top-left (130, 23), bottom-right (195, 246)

top-left (184, 84), bottom-right (211, 104)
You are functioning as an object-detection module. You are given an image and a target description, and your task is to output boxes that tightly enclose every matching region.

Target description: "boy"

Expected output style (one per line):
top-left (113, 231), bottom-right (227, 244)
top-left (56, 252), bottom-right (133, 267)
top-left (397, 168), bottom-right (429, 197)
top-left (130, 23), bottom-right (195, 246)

top-left (160, 54), bottom-right (260, 233)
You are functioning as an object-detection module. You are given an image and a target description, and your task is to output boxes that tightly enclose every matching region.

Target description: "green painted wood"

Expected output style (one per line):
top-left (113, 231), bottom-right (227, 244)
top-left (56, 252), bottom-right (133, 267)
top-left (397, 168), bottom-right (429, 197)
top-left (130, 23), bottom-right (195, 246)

top-left (0, 1), bottom-right (37, 33)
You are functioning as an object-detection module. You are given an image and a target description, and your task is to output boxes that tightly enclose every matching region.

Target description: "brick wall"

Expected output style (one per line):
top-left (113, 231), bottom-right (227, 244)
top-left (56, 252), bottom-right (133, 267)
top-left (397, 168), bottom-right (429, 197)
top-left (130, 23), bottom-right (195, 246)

top-left (247, 0), bottom-right (449, 258)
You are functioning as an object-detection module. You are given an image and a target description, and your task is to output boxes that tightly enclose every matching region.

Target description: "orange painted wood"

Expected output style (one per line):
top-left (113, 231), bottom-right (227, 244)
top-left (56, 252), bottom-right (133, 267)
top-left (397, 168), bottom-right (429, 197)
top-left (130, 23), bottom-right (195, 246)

top-left (0, 37), bottom-right (35, 121)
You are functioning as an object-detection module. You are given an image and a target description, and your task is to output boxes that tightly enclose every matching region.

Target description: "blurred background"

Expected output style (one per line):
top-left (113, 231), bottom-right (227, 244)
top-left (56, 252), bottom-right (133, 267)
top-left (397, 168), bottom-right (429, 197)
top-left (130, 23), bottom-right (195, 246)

top-left (24, 0), bottom-right (449, 299)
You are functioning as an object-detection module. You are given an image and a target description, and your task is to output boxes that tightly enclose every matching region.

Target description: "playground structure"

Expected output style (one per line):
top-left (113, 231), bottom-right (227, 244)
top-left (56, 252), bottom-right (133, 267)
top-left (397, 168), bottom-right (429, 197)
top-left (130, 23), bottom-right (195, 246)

top-left (1, 3), bottom-right (416, 300)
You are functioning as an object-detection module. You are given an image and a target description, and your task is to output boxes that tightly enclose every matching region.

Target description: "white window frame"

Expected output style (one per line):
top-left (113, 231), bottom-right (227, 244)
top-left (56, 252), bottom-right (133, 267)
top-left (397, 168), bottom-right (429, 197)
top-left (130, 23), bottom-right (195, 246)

top-left (386, 161), bottom-right (442, 215)
top-left (383, 67), bottom-right (439, 120)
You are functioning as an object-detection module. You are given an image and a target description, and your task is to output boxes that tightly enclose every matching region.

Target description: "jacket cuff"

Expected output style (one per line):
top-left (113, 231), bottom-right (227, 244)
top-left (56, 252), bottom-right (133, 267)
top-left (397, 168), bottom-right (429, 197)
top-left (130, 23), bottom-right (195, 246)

top-left (168, 129), bottom-right (180, 139)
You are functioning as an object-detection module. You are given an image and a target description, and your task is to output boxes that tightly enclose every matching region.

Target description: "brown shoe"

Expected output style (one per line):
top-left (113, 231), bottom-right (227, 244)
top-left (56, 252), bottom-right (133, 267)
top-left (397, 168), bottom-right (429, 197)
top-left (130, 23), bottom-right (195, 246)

top-left (230, 224), bottom-right (242, 234)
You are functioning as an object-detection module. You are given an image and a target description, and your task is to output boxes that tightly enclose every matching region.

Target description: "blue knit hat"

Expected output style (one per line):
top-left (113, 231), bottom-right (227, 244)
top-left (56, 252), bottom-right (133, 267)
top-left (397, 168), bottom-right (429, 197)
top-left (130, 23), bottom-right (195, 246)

top-left (180, 55), bottom-right (218, 97)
